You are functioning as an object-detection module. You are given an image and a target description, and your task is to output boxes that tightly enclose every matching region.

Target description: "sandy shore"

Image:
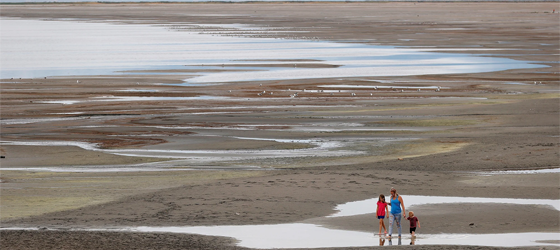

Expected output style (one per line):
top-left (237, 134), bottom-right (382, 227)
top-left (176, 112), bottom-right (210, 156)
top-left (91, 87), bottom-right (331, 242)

top-left (1, 2), bottom-right (559, 249)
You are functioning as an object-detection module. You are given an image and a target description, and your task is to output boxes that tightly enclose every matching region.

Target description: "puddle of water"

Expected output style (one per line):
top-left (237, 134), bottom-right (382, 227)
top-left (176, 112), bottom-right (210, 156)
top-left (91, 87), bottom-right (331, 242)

top-left (123, 195), bottom-right (559, 248)
top-left (107, 141), bottom-right (358, 160)
top-left (477, 167), bottom-right (560, 176)
top-left (1, 193), bottom-right (558, 248)
top-left (0, 164), bottom-right (262, 172)
top-left (0, 117), bottom-right (90, 125)
top-left (0, 138), bottom-right (363, 166)
top-left (40, 100), bottom-right (82, 105)
top-left (329, 195), bottom-right (560, 218)
top-left (1, 226), bottom-right (557, 248)
top-left (1, 140), bottom-right (100, 151)
top-left (0, 167), bottom-right (182, 173)
top-left (41, 95), bottom-right (228, 105)
top-left (126, 225), bottom-right (559, 248)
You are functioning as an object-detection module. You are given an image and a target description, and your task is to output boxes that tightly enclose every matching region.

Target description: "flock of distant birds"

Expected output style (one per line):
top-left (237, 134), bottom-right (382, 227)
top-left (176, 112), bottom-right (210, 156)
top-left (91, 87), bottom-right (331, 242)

top-left (7, 77), bottom-right (546, 99)
top-left (247, 83), bottom-right (443, 98)
top-left (239, 81), bottom-right (547, 98)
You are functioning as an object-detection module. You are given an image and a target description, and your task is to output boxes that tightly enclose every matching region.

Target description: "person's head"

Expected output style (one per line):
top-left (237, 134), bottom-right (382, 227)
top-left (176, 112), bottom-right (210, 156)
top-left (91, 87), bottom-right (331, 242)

top-left (390, 187), bottom-right (397, 197)
top-left (379, 194), bottom-right (386, 203)
top-left (409, 211), bottom-right (414, 217)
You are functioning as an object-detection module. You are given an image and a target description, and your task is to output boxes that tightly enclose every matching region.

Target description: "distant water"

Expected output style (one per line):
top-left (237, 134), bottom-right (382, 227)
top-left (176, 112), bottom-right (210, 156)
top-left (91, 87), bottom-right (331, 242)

top-left (0, 17), bottom-right (544, 81)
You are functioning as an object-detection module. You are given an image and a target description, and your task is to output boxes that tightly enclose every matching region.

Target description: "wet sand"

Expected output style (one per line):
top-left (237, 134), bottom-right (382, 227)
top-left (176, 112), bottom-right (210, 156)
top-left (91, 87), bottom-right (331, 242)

top-left (1, 2), bottom-right (559, 249)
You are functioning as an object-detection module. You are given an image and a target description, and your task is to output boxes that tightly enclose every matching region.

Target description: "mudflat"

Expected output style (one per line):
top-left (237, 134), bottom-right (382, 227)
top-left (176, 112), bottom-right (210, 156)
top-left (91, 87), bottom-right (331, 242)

top-left (0, 2), bottom-right (559, 249)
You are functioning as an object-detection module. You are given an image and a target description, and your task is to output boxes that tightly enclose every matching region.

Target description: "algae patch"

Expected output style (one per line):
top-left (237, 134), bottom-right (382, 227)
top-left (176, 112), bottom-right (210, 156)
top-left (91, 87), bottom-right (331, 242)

top-left (0, 170), bottom-right (264, 220)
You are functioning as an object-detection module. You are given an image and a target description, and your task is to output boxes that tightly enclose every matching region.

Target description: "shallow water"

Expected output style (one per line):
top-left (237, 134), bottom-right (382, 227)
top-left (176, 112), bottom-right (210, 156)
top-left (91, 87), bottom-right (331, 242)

top-left (111, 194), bottom-right (559, 248)
top-left (0, 138), bottom-right (363, 168)
top-left (0, 191), bottom-right (557, 248)
top-left (122, 195), bottom-right (560, 248)
top-left (127, 225), bottom-right (559, 248)
top-left (1, 18), bottom-right (543, 82)
top-left (329, 195), bottom-right (560, 218)
top-left (476, 167), bottom-right (560, 175)
top-left (41, 95), bottom-right (228, 105)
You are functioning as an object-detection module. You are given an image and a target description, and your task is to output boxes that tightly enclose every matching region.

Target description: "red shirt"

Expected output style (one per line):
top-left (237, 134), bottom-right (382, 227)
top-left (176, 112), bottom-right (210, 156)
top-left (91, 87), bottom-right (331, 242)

top-left (377, 201), bottom-right (387, 216)
top-left (407, 216), bottom-right (419, 228)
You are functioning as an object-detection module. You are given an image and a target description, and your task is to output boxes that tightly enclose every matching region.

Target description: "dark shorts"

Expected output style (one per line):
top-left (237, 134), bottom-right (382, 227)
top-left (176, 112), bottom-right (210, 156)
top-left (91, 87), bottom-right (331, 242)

top-left (410, 227), bottom-right (416, 233)
top-left (378, 216), bottom-right (385, 219)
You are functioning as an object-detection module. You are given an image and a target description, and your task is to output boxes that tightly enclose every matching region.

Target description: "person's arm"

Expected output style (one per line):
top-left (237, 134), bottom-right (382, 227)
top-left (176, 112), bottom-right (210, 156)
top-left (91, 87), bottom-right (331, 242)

top-left (417, 219), bottom-right (420, 228)
top-left (399, 196), bottom-right (406, 217)
top-left (385, 204), bottom-right (389, 216)
top-left (376, 205), bottom-right (379, 215)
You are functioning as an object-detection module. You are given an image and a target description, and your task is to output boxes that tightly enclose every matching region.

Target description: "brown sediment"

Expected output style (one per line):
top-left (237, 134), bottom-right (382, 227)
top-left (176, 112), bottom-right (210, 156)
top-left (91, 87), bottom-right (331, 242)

top-left (0, 2), bottom-right (559, 250)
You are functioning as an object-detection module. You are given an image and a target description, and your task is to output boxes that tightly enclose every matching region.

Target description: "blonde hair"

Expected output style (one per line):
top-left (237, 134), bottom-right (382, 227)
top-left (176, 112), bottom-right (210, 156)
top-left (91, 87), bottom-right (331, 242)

top-left (390, 187), bottom-right (398, 197)
top-left (409, 211), bottom-right (414, 217)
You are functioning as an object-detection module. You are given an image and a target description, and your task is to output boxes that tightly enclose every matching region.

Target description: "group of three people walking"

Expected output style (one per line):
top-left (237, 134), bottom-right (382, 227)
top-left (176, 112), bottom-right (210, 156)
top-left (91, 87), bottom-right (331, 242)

top-left (376, 188), bottom-right (420, 238)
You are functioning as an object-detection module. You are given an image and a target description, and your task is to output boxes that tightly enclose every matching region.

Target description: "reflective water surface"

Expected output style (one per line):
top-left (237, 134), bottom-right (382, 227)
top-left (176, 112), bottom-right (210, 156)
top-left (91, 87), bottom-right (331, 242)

top-left (1, 194), bottom-right (557, 248)
top-left (1, 18), bottom-right (543, 81)
top-left (123, 195), bottom-right (559, 248)
top-left (128, 225), bottom-right (559, 248)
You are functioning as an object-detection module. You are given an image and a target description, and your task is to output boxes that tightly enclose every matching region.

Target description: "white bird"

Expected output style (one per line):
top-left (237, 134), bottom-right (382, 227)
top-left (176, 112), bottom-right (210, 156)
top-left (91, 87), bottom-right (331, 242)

top-left (76, 80), bottom-right (80, 83)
